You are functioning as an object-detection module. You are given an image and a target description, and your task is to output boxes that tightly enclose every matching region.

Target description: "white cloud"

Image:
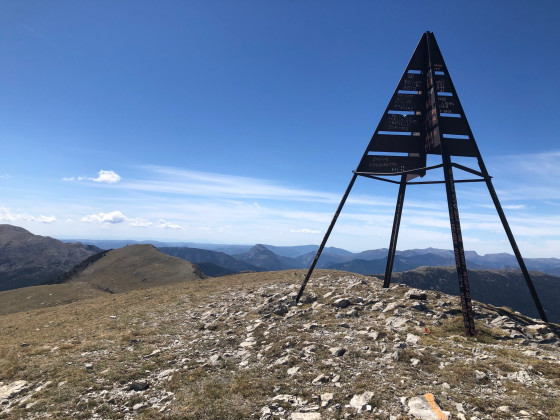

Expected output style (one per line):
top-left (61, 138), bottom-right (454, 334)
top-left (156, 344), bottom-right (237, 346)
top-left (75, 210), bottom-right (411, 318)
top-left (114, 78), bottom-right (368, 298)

top-left (487, 151), bottom-right (560, 202)
top-left (36, 215), bottom-right (56, 224)
top-left (120, 165), bottom-right (340, 203)
top-left (8, 154), bottom-right (558, 257)
top-left (81, 211), bottom-right (127, 224)
top-left (290, 228), bottom-right (321, 234)
top-left (79, 211), bottom-right (182, 230)
top-left (479, 204), bottom-right (526, 210)
top-left (0, 207), bottom-right (17, 222)
top-left (128, 218), bottom-right (153, 227)
top-left (0, 174), bottom-right (10, 180)
top-left (156, 219), bottom-right (183, 230)
top-left (92, 170), bottom-right (121, 183)
top-left (0, 207), bottom-right (56, 224)
top-left (63, 170), bottom-right (121, 184)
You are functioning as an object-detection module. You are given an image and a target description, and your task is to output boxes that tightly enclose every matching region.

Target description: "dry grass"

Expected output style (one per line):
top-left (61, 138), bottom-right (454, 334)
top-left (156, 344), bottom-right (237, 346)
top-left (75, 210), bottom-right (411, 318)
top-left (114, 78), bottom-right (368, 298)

top-left (1, 269), bottom-right (559, 419)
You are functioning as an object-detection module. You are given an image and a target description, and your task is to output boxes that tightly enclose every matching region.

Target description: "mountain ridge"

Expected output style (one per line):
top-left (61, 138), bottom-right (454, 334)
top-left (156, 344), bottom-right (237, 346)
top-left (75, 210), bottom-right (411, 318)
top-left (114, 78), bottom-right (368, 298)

top-left (0, 244), bottom-right (207, 315)
top-left (0, 224), bottom-right (101, 291)
top-left (382, 265), bottom-right (560, 324)
top-left (63, 244), bottom-right (206, 294)
top-left (61, 234), bottom-right (560, 276)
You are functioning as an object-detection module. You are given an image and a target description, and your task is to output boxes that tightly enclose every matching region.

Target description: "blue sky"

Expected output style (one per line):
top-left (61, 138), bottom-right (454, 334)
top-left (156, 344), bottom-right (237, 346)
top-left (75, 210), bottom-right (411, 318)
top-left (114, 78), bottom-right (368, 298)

top-left (1, 1), bottom-right (559, 257)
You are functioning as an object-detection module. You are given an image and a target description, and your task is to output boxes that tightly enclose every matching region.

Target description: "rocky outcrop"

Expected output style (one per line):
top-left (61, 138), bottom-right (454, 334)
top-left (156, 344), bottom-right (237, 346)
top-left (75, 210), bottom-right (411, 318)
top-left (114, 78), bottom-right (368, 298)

top-left (0, 270), bottom-right (558, 419)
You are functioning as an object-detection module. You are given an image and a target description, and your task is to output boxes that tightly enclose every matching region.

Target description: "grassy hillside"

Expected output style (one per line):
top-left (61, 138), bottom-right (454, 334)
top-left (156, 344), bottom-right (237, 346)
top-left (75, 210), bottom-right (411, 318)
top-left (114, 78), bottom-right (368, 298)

top-left (0, 269), bottom-right (558, 419)
top-left (66, 244), bottom-right (206, 294)
top-left (0, 244), bottom-right (206, 316)
top-left (0, 282), bottom-right (106, 316)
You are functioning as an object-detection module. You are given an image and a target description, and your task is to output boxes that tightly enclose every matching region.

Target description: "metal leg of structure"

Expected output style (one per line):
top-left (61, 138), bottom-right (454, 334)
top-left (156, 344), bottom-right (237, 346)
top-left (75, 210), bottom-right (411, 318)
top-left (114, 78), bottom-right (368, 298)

top-left (484, 179), bottom-right (548, 322)
top-left (295, 174), bottom-right (358, 303)
top-left (383, 174), bottom-right (407, 288)
top-left (442, 157), bottom-right (476, 336)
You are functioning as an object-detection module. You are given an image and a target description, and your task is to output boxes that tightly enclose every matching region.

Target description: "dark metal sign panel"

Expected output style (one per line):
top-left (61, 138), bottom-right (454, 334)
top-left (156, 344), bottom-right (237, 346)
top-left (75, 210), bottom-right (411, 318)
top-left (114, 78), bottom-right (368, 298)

top-left (357, 155), bottom-right (425, 174)
top-left (444, 139), bottom-right (477, 157)
top-left (379, 114), bottom-right (423, 132)
top-left (440, 117), bottom-right (469, 136)
top-left (437, 96), bottom-right (460, 113)
top-left (398, 73), bottom-right (424, 91)
top-left (389, 94), bottom-right (423, 111)
top-left (434, 75), bottom-right (449, 92)
top-left (407, 34), bottom-right (428, 69)
top-left (432, 62), bottom-right (443, 72)
top-left (368, 134), bottom-right (424, 153)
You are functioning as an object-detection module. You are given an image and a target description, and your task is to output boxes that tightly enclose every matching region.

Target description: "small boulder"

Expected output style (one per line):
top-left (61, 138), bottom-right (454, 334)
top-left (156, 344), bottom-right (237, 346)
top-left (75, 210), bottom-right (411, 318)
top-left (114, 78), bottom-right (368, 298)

top-left (406, 333), bottom-right (420, 346)
top-left (407, 292), bottom-right (428, 300)
top-left (291, 413), bottom-right (321, 420)
top-left (332, 298), bottom-right (351, 309)
top-left (349, 391), bottom-right (374, 413)
top-left (299, 293), bottom-right (318, 304)
top-left (320, 392), bottom-right (334, 408)
top-left (0, 381), bottom-right (28, 400)
top-left (208, 354), bottom-right (222, 366)
top-left (125, 381), bottom-right (150, 392)
top-left (312, 374), bottom-right (329, 385)
top-left (274, 355), bottom-right (291, 366)
top-left (329, 347), bottom-right (346, 357)
top-left (273, 303), bottom-right (289, 316)
top-left (287, 366), bottom-right (300, 376)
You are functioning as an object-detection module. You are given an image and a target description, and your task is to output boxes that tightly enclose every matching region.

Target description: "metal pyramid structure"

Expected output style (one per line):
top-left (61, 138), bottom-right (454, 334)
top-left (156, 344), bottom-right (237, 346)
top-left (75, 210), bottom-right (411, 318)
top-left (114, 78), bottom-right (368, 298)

top-left (295, 31), bottom-right (548, 336)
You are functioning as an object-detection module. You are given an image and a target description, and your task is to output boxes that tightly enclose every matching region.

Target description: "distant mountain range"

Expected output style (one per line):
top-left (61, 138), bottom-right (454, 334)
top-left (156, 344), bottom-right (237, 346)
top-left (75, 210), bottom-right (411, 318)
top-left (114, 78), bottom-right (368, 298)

top-left (158, 246), bottom-right (262, 276)
top-left (0, 224), bottom-right (101, 291)
top-left (69, 237), bottom-right (560, 277)
top-left (2, 224), bottom-right (559, 323)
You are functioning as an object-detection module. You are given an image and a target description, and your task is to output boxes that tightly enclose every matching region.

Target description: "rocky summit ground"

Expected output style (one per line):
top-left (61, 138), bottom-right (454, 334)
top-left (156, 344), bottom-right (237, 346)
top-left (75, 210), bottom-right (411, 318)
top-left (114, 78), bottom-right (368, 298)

top-left (0, 270), bottom-right (559, 419)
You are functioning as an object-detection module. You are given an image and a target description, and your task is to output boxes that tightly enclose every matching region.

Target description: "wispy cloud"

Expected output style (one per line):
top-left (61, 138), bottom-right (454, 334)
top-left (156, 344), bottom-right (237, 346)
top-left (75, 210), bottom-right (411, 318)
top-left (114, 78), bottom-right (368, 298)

top-left (488, 151), bottom-right (560, 201)
top-left (290, 228), bottom-right (322, 234)
top-left (4, 152), bottom-right (558, 256)
top-left (0, 174), bottom-right (10, 180)
top-left (98, 166), bottom-right (452, 216)
top-left (128, 218), bottom-right (153, 227)
top-left (514, 151), bottom-right (560, 177)
top-left (155, 219), bottom-right (183, 230)
top-left (81, 211), bottom-right (127, 224)
top-left (0, 207), bottom-right (56, 224)
top-left (80, 210), bottom-right (183, 230)
top-left (118, 165), bottom-right (340, 203)
top-left (63, 170), bottom-right (121, 184)
top-left (35, 215), bottom-right (57, 224)
top-left (479, 204), bottom-right (527, 210)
